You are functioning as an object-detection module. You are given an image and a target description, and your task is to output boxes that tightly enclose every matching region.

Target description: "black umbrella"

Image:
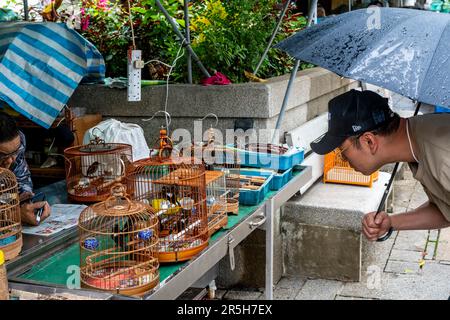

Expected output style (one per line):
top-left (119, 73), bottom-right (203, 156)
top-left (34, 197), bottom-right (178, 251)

top-left (275, 8), bottom-right (450, 107)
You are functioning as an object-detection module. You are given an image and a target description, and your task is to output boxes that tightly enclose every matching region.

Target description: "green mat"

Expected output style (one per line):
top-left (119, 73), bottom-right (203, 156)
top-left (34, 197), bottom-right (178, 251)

top-left (18, 194), bottom-right (273, 286)
top-left (18, 168), bottom-right (304, 287)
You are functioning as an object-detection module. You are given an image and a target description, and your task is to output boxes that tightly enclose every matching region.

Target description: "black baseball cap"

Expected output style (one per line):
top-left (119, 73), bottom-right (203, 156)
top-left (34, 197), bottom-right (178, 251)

top-left (310, 89), bottom-right (395, 155)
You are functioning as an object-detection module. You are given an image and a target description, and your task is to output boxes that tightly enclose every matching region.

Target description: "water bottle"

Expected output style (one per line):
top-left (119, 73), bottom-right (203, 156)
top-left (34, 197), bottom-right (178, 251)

top-left (0, 250), bottom-right (9, 300)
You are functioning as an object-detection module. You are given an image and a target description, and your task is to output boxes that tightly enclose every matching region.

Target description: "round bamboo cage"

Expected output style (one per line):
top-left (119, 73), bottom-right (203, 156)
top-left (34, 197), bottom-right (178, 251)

top-left (126, 127), bottom-right (209, 263)
top-left (78, 184), bottom-right (159, 296)
top-left (0, 168), bottom-right (22, 261)
top-left (64, 136), bottom-right (133, 203)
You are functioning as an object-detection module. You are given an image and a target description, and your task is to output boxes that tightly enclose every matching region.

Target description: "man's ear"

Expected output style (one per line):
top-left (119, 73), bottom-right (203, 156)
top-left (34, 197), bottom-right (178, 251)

top-left (363, 132), bottom-right (378, 154)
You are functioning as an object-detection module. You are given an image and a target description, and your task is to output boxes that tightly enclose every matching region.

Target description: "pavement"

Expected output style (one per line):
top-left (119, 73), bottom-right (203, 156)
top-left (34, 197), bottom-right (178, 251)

top-left (217, 167), bottom-right (450, 300)
top-left (216, 94), bottom-right (450, 300)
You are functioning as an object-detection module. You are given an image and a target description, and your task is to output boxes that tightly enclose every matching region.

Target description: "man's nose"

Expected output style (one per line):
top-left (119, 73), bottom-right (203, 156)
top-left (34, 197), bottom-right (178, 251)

top-left (3, 156), bottom-right (16, 169)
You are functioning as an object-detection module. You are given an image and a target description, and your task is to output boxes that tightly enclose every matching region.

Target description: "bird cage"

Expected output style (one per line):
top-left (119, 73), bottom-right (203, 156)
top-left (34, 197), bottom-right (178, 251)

top-left (323, 149), bottom-right (379, 187)
top-left (126, 126), bottom-right (209, 263)
top-left (0, 168), bottom-right (22, 261)
top-left (205, 170), bottom-right (228, 237)
top-left (193, 124), bottom-right (241, 215)
top-left (64, 136), bottom-right (133, 203)
top-left (78, 184), bottom-right (159, 296)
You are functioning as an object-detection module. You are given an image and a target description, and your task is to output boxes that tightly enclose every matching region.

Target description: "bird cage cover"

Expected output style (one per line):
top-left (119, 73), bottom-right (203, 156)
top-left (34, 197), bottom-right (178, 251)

top-left (78, 184), bottom-right (159, 296)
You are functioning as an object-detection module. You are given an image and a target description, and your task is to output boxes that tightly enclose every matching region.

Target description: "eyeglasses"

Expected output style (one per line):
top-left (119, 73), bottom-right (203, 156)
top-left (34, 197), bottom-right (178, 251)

top-left (336, 134), bottom-right (363, 162)
top-left (0, 145), bottom-right (21, 161)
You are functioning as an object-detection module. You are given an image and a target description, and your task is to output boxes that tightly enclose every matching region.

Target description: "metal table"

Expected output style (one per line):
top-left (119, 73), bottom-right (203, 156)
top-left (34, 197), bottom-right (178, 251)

top-left (6, 166), bottom-right (312, 300)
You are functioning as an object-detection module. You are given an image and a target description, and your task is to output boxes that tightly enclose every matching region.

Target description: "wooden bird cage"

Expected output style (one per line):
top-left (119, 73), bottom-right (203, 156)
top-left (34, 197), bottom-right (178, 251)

top-left (64, 136), bottom-right (133, 203)
top-left (0, 168), bottom-right (22, 261)
top-left (78, 184), bottom-right (159, 296)
top-left (126, 127), bottom-right (209, 263)
top-left (191, 126), bottom-right (241, 215)
top-left (190, 136), bottom-right (241, 237)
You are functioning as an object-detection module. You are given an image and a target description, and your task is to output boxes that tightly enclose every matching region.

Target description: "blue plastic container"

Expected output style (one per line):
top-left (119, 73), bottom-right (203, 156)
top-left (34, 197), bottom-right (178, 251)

top-left (269, 168), bottom-right (293, 191)
top-left (227, 145), bottom-right (304, 171)
top-left (435, 105), bottom-right (450, 113)
top-left (230, 169), bottom-right (274, 206)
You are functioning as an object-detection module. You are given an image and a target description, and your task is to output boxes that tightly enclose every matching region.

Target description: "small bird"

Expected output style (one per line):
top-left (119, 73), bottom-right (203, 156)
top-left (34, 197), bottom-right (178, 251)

top-left (112, 218), bottom-right (134, 248)
top-left (86, 161), bottom-right (101, 177)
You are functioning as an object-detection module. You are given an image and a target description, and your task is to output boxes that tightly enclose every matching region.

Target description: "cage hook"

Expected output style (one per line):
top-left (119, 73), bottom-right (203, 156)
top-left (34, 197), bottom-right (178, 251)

top-left (142, 110), bottom-right (172, 128)
top-left (197, 113), bottom-right (219, 128)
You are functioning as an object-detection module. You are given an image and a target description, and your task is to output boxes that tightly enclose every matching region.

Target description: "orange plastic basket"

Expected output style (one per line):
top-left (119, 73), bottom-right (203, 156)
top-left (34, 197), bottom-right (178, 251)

top-left (323, 149), bottom-right (379, 187)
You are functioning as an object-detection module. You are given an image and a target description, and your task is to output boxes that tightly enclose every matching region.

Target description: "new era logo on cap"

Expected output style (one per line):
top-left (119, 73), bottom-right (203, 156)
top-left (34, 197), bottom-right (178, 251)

top-left (352, 125), bottom-right (362, 132)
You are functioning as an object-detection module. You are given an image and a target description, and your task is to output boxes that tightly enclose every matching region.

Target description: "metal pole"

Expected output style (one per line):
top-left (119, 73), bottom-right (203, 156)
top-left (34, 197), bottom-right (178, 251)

top-left (376, 101), bottom-right (422, 242)
top-left (271, 60), bottom-right (300, 144)
top-left (271, 0), bottom-right (318, 144)
top-left (265, 198), bottom-right (275, 300)
top-left (23, 0), bottom-right (29, 21)
top-left (307, 0), bottom-right (319, 27)
top-left (155, 0), bottom-right (211, 78)
top-left (253, 0), bottom-right (292, 76)
top-left (349, 0), bottom-right (352, 12)
top-left (184, 0), bottom-right (192, 84)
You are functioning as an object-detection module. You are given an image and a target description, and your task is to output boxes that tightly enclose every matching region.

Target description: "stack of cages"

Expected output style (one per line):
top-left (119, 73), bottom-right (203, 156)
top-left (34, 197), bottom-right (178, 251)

top-left (0, 168), bottom-right (22, 260)
top-left (126, 126), bottom-right (209, 263)
top-left (78, 184), bottom-right (159, 296)
top-left (323, 149), bottom-right (379, 187)
top-left (64, 136), bottom-right (133, 203)
top-left (190, 126), bottom-right (240, 237)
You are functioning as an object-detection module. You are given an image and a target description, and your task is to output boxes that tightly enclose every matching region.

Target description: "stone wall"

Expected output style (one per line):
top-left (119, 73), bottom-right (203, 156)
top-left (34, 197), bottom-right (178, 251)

top-left (68, 67), bottom-right (357, 145)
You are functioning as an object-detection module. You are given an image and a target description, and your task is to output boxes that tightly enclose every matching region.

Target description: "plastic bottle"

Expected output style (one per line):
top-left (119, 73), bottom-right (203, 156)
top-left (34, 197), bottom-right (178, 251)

top-left (0, 250), bottom-right (9, 300)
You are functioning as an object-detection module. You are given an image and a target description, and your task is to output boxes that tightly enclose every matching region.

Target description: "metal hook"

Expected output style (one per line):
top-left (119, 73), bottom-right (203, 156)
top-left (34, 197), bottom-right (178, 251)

top-left (142, 110), bottom-right (172, 127)
top-left (92, 127), bottom-right (105, 139)
top-left (197, 113), bottom-right (219, 128)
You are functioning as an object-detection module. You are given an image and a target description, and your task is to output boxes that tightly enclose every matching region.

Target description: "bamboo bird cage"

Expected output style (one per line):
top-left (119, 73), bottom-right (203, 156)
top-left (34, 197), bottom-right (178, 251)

top-left (190, 126), bottom-right (241, 237)
top-left (78, 184), bottom-right (159, 296)
top-left (64, 136), bottom-right (133, 203)
top-left (0, 168), bottom-right (22, 260)
top-left (126, 126), bottom-right (209, 263)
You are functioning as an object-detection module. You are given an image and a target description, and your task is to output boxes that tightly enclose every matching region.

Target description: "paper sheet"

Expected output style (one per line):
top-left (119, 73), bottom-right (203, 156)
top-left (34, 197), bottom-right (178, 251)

top-left (21, 204), bottom-right (87, 237)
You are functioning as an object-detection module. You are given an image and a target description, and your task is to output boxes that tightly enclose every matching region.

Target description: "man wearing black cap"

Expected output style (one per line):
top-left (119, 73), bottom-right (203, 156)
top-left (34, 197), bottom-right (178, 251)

top-left (311, 89), bottom-right (450, 241)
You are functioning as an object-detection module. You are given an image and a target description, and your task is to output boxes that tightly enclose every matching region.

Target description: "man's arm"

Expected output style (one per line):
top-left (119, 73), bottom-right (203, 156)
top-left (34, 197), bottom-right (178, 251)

top-left (390, 202), bottom-right (450, 230)
top-left (362, 202), bottom-right (450, 241)
top-left (12, 131), bottom-right (33, 194)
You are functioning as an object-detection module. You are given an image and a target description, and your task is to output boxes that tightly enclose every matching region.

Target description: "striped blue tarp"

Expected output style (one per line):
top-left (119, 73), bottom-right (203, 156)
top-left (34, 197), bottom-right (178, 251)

top-left (0, 22), bottom-right (105, 128)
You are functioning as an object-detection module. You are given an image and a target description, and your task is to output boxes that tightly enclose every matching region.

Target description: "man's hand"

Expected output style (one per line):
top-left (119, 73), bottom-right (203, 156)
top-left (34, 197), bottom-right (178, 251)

top-left (20, 194), bottom-right (51, 226)
top-left (362, 211), bottom-right (392, 241)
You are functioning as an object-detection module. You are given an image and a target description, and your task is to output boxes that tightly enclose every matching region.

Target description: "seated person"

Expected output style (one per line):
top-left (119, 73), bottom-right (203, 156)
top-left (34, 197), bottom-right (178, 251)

top-left (0, 111), bottom-right (51, 225)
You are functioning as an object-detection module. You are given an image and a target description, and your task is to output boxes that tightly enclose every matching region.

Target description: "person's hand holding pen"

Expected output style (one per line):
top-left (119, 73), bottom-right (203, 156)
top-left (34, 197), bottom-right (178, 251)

top-left (19, 192), bottom-right (51, 226)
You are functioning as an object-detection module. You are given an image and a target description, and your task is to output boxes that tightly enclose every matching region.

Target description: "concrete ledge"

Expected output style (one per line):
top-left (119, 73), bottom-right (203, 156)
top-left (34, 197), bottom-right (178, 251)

top-left (68, 67), bottom-right (357, 143)
top-left (281, 172), bottom-right (392, 281)
top-left (282, 223), bottom-right (361, 281)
